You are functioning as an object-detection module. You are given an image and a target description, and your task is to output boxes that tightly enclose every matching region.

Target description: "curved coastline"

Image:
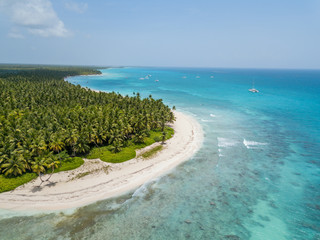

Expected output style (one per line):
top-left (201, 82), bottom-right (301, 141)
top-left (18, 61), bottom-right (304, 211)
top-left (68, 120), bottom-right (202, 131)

top-left (0, 111), bottom-right (203, 211)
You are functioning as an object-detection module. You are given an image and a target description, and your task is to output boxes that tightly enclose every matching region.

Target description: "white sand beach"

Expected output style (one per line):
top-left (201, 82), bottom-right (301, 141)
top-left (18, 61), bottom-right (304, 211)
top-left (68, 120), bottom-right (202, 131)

top-left (0, 112), bottom-right (203, 211)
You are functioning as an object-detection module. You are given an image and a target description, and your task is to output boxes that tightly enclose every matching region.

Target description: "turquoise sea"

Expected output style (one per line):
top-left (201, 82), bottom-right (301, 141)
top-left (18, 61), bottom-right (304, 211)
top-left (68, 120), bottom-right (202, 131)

top-left (1, 67), bottom-right (320, 240)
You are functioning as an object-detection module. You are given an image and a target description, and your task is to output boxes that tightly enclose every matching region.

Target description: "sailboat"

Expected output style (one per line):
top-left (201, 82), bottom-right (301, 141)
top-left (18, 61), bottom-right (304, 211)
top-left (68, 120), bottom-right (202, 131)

top-left (249, 80), bottom-right (259, 93)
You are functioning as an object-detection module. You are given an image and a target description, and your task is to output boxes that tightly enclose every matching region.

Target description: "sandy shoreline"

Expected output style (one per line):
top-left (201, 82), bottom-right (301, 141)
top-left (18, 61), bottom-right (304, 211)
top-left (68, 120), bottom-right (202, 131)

top-left (0, 111), bottom-right (203, 212)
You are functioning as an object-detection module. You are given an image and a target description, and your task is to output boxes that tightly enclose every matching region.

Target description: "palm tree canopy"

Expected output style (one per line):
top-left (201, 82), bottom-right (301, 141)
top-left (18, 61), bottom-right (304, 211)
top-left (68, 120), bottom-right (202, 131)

top-left (0, 66), bottom-right (175, 177)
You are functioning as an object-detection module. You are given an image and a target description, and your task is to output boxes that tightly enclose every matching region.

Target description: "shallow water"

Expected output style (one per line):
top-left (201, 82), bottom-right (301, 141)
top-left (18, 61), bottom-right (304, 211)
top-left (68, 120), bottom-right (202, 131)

top-left (1, 67), bottom-right (320, 239)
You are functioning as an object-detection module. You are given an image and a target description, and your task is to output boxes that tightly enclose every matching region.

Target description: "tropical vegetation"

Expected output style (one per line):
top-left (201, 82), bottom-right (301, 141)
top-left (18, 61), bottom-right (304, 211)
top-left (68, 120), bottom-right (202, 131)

top-left (87, 126), bottom-right (173, 163)
top-left (0, 65), bottom-right (175, 191)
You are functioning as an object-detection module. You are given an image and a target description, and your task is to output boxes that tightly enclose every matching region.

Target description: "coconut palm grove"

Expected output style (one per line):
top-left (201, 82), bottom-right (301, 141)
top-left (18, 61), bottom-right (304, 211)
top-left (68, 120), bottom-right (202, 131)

top-left (0, 65), bottom-right (175, 191)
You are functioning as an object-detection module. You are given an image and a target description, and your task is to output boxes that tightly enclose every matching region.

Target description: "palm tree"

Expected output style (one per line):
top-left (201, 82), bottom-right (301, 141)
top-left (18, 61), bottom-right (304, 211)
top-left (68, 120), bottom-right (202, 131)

top-left (123, 123), bottom-right (133, 140)
top-left (91, 126), bottom-right (106, 146)
top-left (133, 132), bottom-right (146, 144)
top-left (1, 154), bottom-right (26, 176)
top-left (65, 130), bottom-right (79, 156)
top-left (31, 157), bottom-right (47, 182)
top-left (45, 154), bottom-right (60, 181)
top-left (49, 136), bottom-right (65, 154)
top-left (13, 147), bottom-right (31, 171)
top-left (74, 137), bottom-right (90, 154)
top-left (108, 128), bottom-right (118, 144)
top-left (110, 139), bottom-right (123, 153)
top-left (0, 153), bottom-right (7, 167)
top-left (31, 138), bottom-right (47, 156)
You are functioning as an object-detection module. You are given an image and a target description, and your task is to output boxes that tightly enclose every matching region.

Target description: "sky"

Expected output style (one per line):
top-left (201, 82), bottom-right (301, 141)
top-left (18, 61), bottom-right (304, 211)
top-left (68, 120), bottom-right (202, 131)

top-left (0, 0), bottom-right (320, 69)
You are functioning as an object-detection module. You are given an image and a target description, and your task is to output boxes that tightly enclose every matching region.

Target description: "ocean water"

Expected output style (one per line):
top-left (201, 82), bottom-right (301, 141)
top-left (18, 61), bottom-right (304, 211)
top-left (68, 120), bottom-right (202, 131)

top-left (1, 67), bottom-right (320, 240)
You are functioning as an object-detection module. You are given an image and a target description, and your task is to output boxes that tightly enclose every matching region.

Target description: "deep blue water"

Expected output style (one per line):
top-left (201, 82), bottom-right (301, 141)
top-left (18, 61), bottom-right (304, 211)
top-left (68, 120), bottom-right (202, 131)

top-left (1, 67), bottom-right (320, 240)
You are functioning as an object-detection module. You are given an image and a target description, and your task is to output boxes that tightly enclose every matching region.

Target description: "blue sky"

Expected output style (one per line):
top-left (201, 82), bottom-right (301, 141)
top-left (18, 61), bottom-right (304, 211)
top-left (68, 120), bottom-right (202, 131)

top-left (0, 0), bottom-right (319, 69)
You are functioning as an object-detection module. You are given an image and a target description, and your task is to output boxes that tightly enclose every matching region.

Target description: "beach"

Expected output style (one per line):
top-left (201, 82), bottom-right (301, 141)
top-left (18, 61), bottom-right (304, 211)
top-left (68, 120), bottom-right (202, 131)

top-left (0, 111), bottom-right (203, 211)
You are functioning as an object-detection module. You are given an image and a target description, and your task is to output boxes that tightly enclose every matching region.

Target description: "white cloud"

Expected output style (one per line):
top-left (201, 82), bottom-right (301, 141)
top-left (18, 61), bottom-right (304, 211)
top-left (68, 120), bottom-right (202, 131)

top-left (64, 1), bottom-right (88, 14)
top-left (7, 31), bottom-right (25, 39)
top-left (0, 0), bottom-right (69, 37)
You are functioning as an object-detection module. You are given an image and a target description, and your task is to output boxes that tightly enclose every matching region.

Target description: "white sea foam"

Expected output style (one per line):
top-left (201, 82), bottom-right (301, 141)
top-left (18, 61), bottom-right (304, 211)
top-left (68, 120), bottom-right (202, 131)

top-left (243, 139), bottom-right (267, 149)
top-left (132, 180), bottom-right (157, 198)
top-left (210, 114), bottom-right (216, 118)
top-left (201, 119), bottom-right (213, 122)
top-left (217, 137), bottom-right (238, 148)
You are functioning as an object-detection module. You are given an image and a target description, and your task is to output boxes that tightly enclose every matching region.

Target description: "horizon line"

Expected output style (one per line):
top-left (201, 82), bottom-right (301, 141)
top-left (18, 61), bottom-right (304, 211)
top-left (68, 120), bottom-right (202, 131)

top-left (0, 62), bottom-right (320, 71)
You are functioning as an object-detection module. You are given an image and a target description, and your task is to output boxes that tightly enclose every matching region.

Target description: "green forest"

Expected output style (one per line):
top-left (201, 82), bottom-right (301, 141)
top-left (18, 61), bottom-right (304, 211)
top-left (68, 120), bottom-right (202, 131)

top-left (0, 65), bottom-right (175, 191)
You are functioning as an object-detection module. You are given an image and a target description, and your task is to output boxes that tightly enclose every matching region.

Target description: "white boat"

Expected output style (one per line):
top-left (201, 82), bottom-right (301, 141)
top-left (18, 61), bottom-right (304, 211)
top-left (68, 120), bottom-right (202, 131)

top-left (155, 79), bottom-right (159, 82)
top-left (249, 80), bottom-right (259, 93)
top-left (249, 88), bottom-right (259, 93)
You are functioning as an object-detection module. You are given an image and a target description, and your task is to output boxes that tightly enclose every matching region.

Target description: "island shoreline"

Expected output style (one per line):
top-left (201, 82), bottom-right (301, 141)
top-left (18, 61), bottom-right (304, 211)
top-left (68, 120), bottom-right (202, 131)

top-left (0, 111), bottom-right (203, 212)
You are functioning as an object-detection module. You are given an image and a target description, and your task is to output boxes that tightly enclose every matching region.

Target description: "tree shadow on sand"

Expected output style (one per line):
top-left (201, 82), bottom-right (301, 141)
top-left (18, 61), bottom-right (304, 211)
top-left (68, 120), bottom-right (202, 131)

top-left (31, 180), bottom-right (57, 192)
